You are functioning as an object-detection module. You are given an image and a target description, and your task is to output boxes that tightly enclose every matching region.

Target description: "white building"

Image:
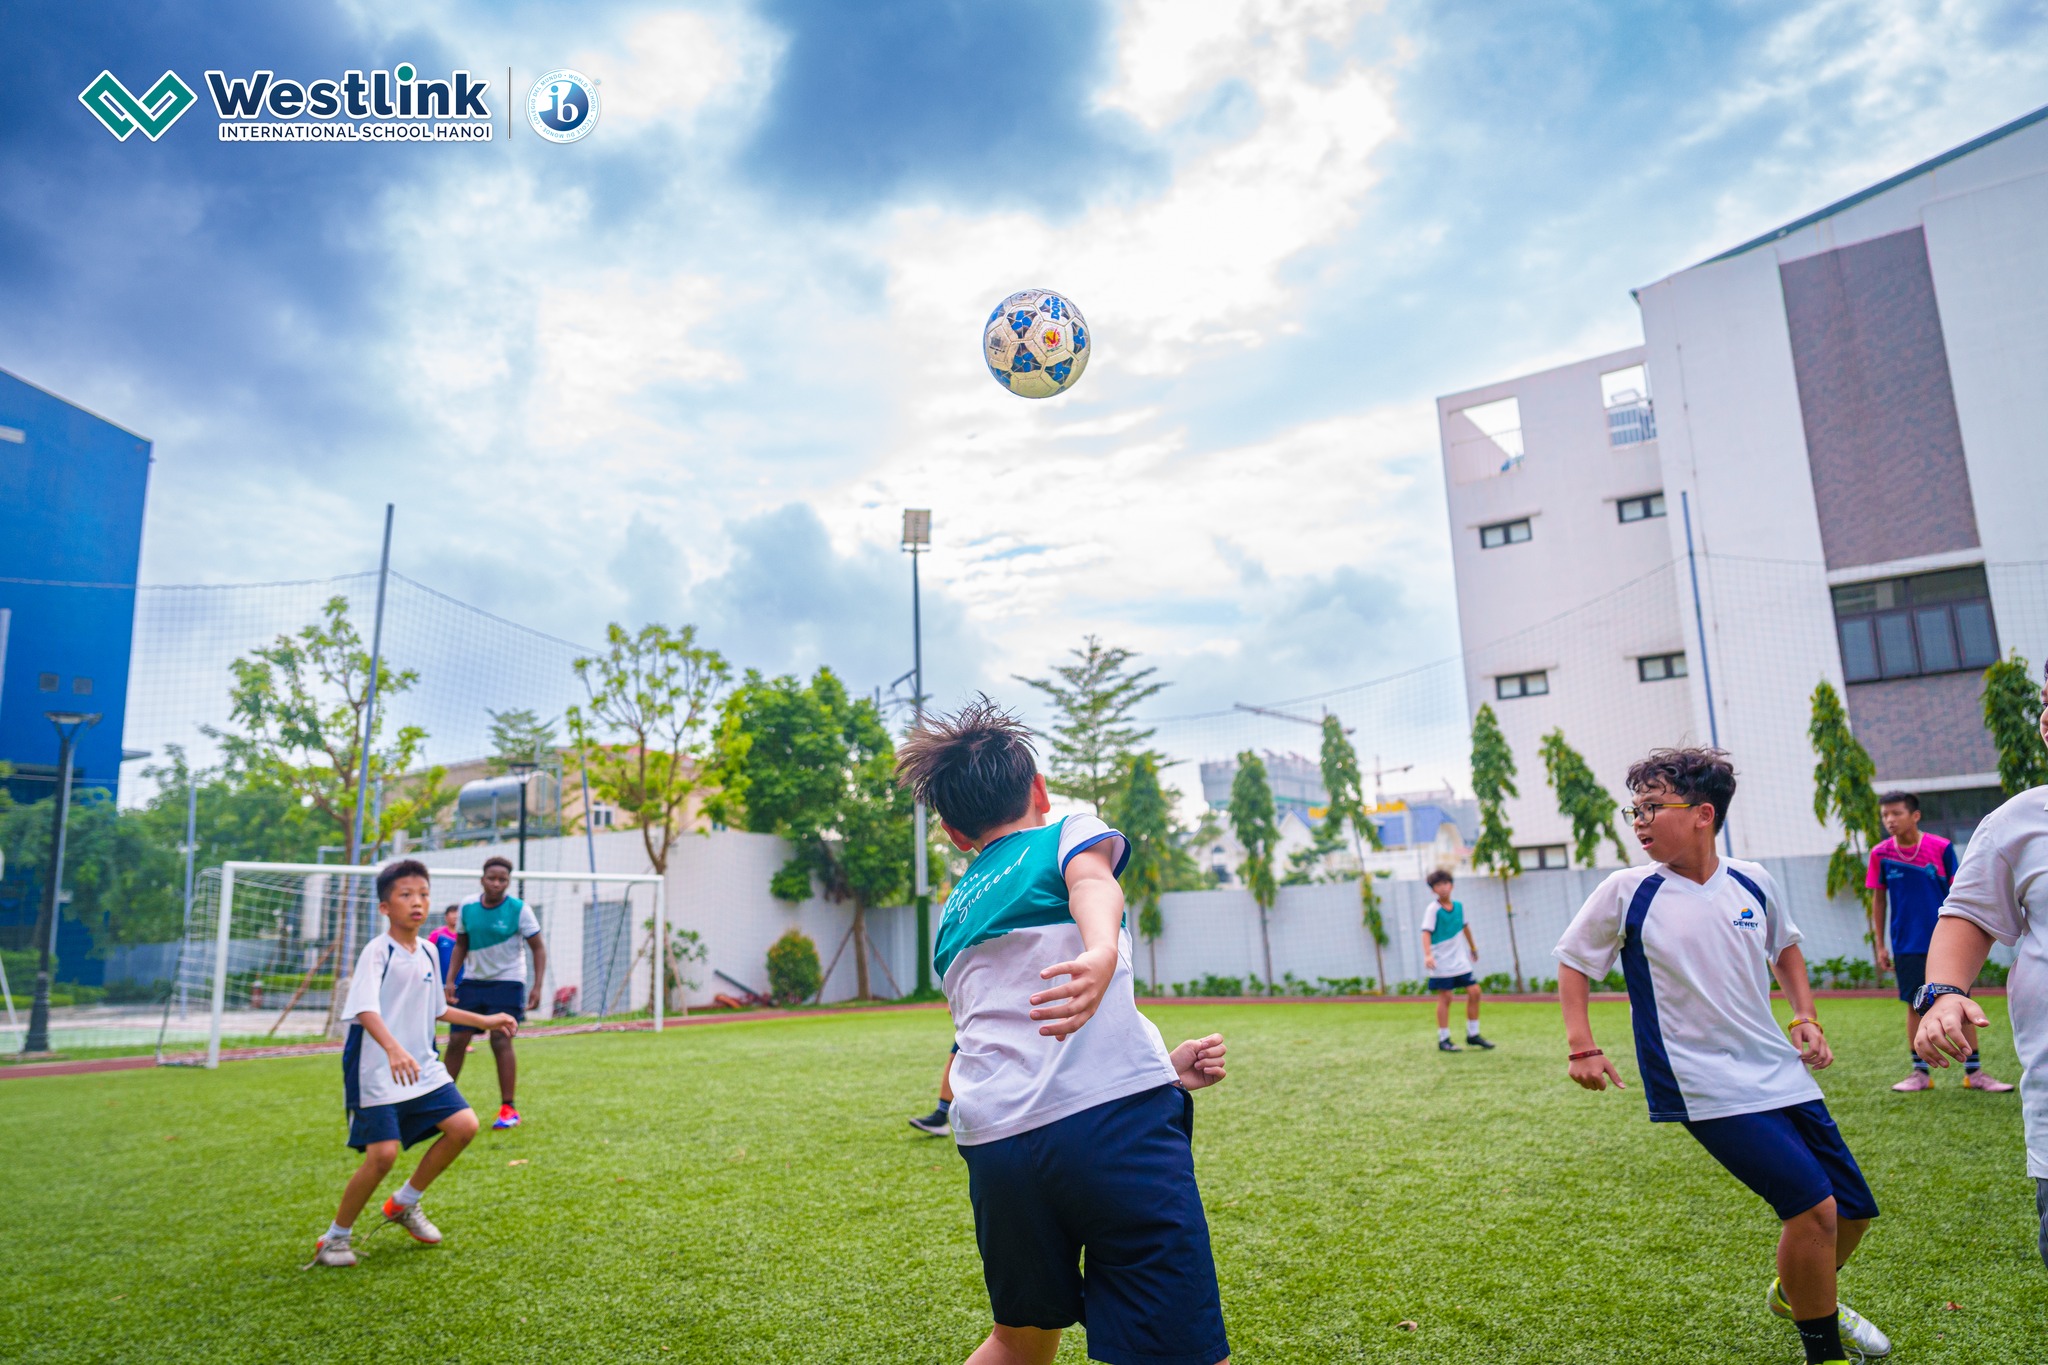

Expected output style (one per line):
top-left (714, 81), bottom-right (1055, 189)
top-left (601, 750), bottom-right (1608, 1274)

top-left (1439, 102), bottom-right (2048, 860)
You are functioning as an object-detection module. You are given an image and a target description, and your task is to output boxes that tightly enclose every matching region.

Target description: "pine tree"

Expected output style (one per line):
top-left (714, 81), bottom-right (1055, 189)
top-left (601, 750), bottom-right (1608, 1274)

top-left (1538, 728), bottom-right (1629, 868)
top-left (1317, 713), bottom-right (1388, 991)
top-left (1807, 680), bottom-right (1882, 902)
top-left (1982, 652), bottom-right (2048, 796)
top-left (1111, 754), bottom-right (1173, 991)
top-left (1016, 637), bottom-right (1168, 813)
top-left (1469, 704), bottom-right (1526, 992)
top-left (1227, 751), bottom-right (1281, 992)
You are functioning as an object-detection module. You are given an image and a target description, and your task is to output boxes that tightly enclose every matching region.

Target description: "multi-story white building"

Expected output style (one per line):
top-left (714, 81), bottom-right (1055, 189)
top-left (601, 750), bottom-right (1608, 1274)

top-left (1439, 102), bottom-right (2048, 861)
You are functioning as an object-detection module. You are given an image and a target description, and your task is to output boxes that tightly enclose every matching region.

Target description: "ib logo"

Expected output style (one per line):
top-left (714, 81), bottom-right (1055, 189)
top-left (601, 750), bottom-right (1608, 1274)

top-left (79, 69), bottom-right (197, 142)
top-left (527, 69), bottom-right (598, 143)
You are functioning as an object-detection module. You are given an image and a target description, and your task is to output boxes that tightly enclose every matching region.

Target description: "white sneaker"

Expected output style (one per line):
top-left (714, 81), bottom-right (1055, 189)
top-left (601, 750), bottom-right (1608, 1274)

top-left (381, 1197), bottom-right (442, 1244)
top-left (1767, 1279), bottom-right (1891, 1359)
top-left (306, 1234), bottom-right (356, 1268)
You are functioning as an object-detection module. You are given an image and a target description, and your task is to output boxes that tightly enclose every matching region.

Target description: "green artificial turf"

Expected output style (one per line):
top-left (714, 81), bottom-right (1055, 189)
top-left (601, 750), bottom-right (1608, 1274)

top-left (0, 999), bottom-right (2036, 1363)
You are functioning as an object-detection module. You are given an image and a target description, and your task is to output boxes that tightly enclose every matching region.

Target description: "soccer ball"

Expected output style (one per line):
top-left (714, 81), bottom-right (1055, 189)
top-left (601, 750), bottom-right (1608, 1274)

top-left (982, 289), bottom-right (1090, 399)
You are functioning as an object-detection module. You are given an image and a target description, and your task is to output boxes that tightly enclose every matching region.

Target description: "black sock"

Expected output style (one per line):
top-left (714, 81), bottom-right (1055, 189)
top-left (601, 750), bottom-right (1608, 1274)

top-left (1966, 1050), bottom-right (1982, 1074)
top-left (936, 1097), bottom-right (951, 1115)
top-left (1795, 1312), bottom-right (1844, 1362)
top-left (1911, 1050), bottom-right (1929, 1073)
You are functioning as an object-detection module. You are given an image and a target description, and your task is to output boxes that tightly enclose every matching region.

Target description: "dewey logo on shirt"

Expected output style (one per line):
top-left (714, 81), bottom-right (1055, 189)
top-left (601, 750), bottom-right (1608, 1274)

top-left (1733, 908), bottom-right (1760, 931)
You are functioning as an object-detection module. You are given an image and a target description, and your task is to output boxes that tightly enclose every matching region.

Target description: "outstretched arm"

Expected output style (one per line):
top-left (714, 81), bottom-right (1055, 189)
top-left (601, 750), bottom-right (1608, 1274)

top-left (1915, 916), bottom-right (1997, 1067)
top-left (1031, 845), bottom-right (1123, 1040)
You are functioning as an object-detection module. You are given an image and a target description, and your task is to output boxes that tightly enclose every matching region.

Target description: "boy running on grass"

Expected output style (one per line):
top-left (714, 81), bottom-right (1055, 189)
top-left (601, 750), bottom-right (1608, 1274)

top-left (445, 856), bottom-right (547, 1130)
top-left (1553, 748), bottom-right (1889, 1363)
top-left (1868, 789), bottom-right (2011, 1093)
top-left (898, 698), bottom-right (1231, 1365)
top-left (310, 860), bottom-right (516, 1269)
top-left (1421, 870), bottom-right (1493, 1051)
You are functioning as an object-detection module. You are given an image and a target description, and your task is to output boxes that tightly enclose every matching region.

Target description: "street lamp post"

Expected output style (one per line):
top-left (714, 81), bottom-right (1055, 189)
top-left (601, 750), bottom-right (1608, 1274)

top-left (22, 711), bottom-right (101, 1055)
top-left (509, 757), bottom-right (538, 902)
top-left (902, 509), bottom-right (933, 997)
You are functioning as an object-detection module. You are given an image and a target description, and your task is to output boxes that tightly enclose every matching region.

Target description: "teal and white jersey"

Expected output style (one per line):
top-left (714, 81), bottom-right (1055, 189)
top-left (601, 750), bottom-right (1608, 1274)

top-left (936, 814), bottom-right (1177, 1146)
top-left (1421, 899), bottom-right (1472, 977)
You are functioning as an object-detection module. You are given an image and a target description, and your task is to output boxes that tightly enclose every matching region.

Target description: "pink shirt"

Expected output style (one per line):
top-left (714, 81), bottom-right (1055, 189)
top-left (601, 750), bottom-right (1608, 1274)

top-left (1865, 832), bottom-right (1952, 888)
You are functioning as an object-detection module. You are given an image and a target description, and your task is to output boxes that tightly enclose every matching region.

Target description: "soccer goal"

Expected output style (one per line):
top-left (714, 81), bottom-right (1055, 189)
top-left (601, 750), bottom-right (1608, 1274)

top-left (158, 863), bottom-right (667, 1068)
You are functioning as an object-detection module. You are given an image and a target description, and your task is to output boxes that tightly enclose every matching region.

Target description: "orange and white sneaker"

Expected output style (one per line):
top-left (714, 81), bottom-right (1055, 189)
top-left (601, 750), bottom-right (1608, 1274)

top-left (381, 1198), bottom-right (442, 1244)
top-left (1965, 1070), bottom-right (2016, 1092)
top-left (492, 1103), bottom-right (522, 1129)
top-left (306, 1233), bottom-right (356, 1268)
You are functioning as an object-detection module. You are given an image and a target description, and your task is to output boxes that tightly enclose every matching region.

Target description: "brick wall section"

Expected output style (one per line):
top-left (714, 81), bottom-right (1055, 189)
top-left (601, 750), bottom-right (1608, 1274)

top-left (1845, 670), bottom-right (1999, 780)
top-left (1780, 228), bottom-right (1980, 570)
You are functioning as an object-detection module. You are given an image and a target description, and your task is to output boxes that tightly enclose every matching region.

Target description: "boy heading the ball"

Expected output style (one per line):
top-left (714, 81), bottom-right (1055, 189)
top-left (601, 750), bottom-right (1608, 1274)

top-left (1552, 749), bottom-right (1889, 1363)
top-left (897, 698), bottom-right (1230, 1365)
top-left (310, 859), bottom-right (516, 1268)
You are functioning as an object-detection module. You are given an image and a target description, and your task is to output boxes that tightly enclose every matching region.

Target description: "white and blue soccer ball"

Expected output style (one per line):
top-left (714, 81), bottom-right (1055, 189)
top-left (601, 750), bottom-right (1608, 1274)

top-left (982, 289), bottom-right (1090, 399)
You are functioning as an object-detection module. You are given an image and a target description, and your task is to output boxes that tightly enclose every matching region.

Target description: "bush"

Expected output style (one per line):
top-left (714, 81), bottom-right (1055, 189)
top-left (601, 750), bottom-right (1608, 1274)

top-left (1978, 959), bottom-right (2010, 987)
top-left (1316, 976), bottom-right (1368, 996)
top-left (1596, 970), bottom-right (1627, 993)
top-left (102, 978), bottom-right (168, 1004)
top-left (1394, 978), bottom-right (1424, 995)
top-left (1169, 974), bottom-right (1245, 998)
top-left (765, 930), bottom-right (822, 1005)
top-left (1480, 972), bottom-right (1513, 994)
top-left (1528, 976), bottom-right (1559, 994)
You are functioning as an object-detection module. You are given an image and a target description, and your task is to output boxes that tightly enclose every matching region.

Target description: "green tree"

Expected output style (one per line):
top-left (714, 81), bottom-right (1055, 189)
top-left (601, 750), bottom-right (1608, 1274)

top-left (209, 595), bottom-right (428, 865)
top-left (0, 793), bottom-right (181, 955)
top-left (711, 669), bottom-right (910, 1000)
top-left (1469, 704), bottom-right (1526, 992)
top-left (486, 707), bottom-right (559, 773)
top-left (568, 623), bottom-right (730, 877)
top-left (1360, 871), bottom-right (1391, 993)
top-left (1808, 680), bottom-right (1882, 902)
top-left (1317, 713), bottom-right (1390, 992)
top-left (1016, 636), bottom-right (1168, 814)
top-left (1227, 751), bottom-right (1281, 991)
top-left (1538, 729), bottom-right (1630, 868)
top-left (1982, 652), bottom-right (2048, 796)
top-left (1109, 754), bottom-right (1174, 991)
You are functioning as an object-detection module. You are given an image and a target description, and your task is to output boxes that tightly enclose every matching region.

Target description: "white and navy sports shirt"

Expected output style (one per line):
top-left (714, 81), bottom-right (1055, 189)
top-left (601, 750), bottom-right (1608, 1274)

top-left (1554, 858), bottom-right (1820, 1123)
top-left (340, 932), bottom-right (455, 1111)
top-left (935, 814), bottom-right (1178, 1146)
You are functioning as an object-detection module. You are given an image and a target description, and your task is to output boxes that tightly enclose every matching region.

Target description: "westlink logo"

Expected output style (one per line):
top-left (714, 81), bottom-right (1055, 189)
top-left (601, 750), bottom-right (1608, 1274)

top-left (205, 64), bottom-right (494, 141)
top-left (79, 70), bottom-right (197, 141)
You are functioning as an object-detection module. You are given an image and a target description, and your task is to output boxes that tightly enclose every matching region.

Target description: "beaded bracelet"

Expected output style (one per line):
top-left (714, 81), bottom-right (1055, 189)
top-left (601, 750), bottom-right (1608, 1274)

top-left (1567, 1048), bottom-right (1604, 1061)
top-left (1787, 1016), bottom-right (1823, 1033)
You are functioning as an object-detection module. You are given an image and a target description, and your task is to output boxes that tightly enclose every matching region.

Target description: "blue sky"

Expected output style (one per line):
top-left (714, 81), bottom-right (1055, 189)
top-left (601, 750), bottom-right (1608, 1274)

top-left (9, 0), bottom-right (2048, 772)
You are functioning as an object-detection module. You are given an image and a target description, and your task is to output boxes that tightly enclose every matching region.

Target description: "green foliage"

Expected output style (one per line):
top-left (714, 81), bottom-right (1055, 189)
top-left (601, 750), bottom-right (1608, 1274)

top-left (1982, 652), bottom-right (2048, 796)
top-left (0, 790), bottom-right (181, 950)
top-left (1538, 728), bottom-right (1629, 867)
top-left (1015, 636), bottom-right (1168, 813)
top-left (569, 622), bottom-right (731, 875)
top-left (1808, 680), bottom-right (1882, 901)
top-left (1227, 752), bottom-right (1280, 911)
top-left (642, 918), bottom-right (707, 1010)
top-left (765, 930), bottom-right (822, 1004)
top-left (1468, 704), bottom-right (1521, 881)
top-left (486, 707), bottom-right (559, 774)
top-left (208, 596), bottom-right (429, 862)
top-left (1110, 754), bottom-right (1172, 950)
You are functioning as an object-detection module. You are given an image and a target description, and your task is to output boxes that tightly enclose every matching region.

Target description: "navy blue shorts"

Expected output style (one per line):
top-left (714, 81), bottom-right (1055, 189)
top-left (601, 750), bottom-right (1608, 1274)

top-left (348, 1081), bottom-right (470, 1152)
top-left (1894, 952), bottom-right (1928, 1005)
top-left (957, 1085), bottom-right (1228, 1365)
top-left (450, 978), bottom-right (526, 1033)
top-left (1428, 973), bottom-right (1475, 992)
top-left (1682, 1100), bottom-right (1879, 1222)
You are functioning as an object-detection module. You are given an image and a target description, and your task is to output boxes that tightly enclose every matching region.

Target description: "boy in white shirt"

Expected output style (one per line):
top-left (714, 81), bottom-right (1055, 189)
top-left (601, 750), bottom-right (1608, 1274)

top-left (1420, 870), bottom-right (1493, 1051)
top-left (897, 698), bottom-right (1230, 1365)
top-left (445, 856), bottom-right (547, 1130)
top-left (1553, 749), bottom-right (1889, 1363)
top-left (309, 859), bottom-right (516, 1269)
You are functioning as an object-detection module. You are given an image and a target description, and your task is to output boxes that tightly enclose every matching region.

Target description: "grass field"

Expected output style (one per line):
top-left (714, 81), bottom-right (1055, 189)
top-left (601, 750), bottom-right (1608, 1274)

top-left (1, 999), bottom-right (2036, 1363)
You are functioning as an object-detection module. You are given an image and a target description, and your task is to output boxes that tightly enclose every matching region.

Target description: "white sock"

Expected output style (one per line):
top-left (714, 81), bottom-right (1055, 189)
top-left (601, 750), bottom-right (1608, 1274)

top-left (1467, 1020), bottom-right (1482, 1037)
top-left (1438, 1027), bottom-right (1451, 1042)
top-left (325, 1221), bottom-right (351, 1242)
top-left (394, 1182), bottom-right (424, 1208)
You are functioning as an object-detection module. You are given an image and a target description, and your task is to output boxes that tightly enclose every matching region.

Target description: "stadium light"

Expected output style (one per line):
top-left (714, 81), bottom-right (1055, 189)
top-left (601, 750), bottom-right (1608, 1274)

top-left (22, 711), bottom-right (101, 1054)
top-left (902, 510), bottom-right (932, 996)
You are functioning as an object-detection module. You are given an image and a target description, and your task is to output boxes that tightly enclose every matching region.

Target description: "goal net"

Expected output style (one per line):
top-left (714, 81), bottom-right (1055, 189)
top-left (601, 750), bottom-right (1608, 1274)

top-left (157, 863), bottom-right (666, 1067)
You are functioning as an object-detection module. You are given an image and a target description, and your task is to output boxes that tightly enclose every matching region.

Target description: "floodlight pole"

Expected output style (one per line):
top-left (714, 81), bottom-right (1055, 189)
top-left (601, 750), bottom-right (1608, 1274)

top-left (343, 504), bottom-right (394, 987)
top-left (22, 711), bottom-right (100, 1054)
top-left (904, 510), bottom-right (933, 997)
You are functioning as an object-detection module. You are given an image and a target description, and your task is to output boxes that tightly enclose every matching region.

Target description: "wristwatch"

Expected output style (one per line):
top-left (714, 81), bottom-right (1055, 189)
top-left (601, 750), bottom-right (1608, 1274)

top-left (1913, 982), bottom-right (1971, 1014)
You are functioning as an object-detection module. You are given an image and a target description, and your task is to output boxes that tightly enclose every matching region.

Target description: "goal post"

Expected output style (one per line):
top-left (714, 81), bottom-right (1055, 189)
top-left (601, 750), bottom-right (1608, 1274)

top-left (180, 862), bottom-right (665, 1069)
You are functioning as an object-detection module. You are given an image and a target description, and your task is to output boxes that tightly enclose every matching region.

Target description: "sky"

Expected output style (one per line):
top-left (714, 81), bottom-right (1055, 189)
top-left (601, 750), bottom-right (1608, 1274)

top-left (9, 0), bottom-right (2048, 780)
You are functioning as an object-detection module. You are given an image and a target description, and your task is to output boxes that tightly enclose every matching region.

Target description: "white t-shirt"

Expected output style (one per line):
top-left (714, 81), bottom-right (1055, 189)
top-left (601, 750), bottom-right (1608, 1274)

top-left (340, 932), bottom-right (454, 1109)
top-left (1935, 785), bottom-right (2048, 1179)
top-left (1554, 857), bottom-right (1820, 1123)
top-left (1421, 900), bottom-right (1474, 978)
top-left (938, 814), bottom-right (1178, 1146)
top-left (462, 902), bottom-right (542, 984)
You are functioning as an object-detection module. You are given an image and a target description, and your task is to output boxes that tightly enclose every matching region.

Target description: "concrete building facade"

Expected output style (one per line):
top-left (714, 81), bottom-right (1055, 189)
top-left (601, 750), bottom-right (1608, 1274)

top-left (1439, 103), bottom-right (2048, 860)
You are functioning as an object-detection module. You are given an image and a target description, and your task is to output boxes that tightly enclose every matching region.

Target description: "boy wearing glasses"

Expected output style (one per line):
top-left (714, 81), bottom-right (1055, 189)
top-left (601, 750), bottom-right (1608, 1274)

top-left (1553, 748), bottom-right (1889, 1364)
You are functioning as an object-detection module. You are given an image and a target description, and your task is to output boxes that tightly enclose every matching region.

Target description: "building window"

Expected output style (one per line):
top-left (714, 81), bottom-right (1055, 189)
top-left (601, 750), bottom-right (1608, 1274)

top-left (1637, 652), bottom-right (1687, 682)
top-left (72, 677), bottom-right (92, 695)
top-left (1522, 844), bottom-right (1570, 870)
top-left (1617, 492), bottom-right (1666, 523)
top-left (1480, 518), bottom-right (1532, 549)
top-left (1601, 365), bottom-right (1656, 446)
top-left (38, 673), bottom-right (58, 692)
top-left (1496, 670), bottom-right (1549, 700)
top-left (1833, 566), bottom-right (1998, 683)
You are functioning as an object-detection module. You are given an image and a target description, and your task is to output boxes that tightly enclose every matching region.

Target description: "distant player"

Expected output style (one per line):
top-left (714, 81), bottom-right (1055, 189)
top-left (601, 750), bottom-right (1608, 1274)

top-left (897, 698), bottom-right (1231, 1365)
top-left (309, 859), bottom-right (516, 1268)
top-left (1867, 790), bottom-right (2011, 1093)
top-left (1554, 748), bottom-right (1889, 1363)
top-left (427, 905), bottom-right (461, 983)
top-left (445, 857), bottom-right (547, 1131)
top-left (1421, 870), bottom-right (1493, 1051)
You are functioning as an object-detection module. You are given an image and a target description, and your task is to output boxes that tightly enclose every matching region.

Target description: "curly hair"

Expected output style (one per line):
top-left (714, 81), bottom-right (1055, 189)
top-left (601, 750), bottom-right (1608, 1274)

top-left (376, 858), bottom-right (432, 904)
top-left (895, 695), bottom-right (1039, 839)
top-left (1625, 747), bottom-right (1736, 833)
